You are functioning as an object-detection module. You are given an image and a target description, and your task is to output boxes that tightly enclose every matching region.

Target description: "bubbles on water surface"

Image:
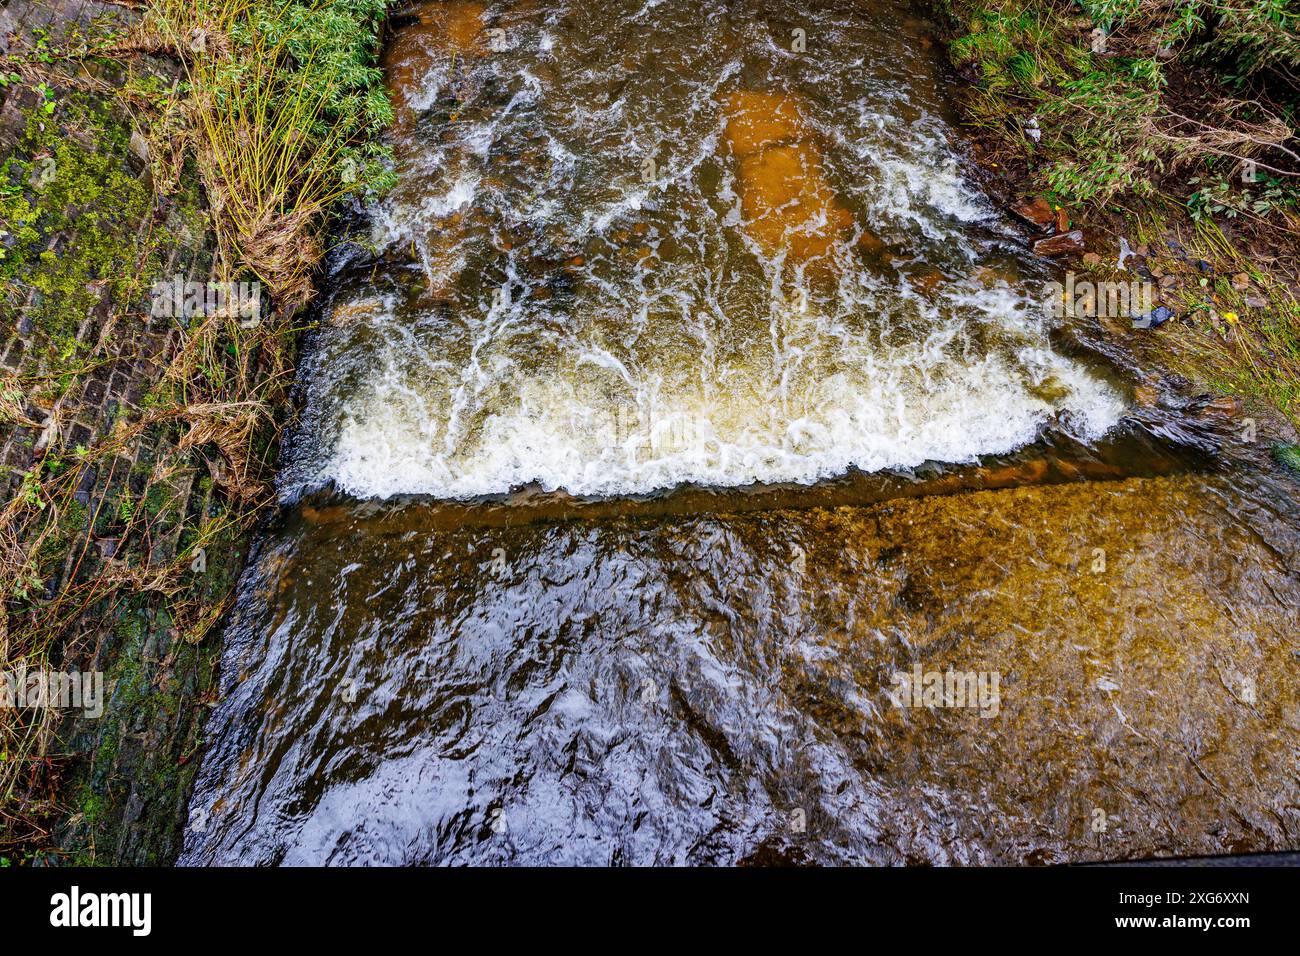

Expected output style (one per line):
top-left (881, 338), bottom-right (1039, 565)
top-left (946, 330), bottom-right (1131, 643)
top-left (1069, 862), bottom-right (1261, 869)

top-left (275, 0), bottom-right (1131, 502)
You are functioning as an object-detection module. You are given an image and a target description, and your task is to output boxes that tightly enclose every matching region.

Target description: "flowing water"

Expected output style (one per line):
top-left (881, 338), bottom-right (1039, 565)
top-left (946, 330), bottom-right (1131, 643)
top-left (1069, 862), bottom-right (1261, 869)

top-left (181, 0), bottom-right (1300, 865)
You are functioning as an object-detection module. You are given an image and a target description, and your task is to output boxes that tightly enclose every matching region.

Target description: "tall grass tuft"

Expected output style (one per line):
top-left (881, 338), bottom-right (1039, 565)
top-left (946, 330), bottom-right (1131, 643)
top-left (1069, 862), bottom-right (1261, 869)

top-left (147, 0), bottom-right (394, 306)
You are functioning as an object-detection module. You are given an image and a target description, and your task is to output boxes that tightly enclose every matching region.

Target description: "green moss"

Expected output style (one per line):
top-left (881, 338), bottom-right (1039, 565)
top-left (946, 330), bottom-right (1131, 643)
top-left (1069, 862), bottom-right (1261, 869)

top-left (143, 482), bottom-right (173, 520)
top-left (60, 597), bottom-right (224, 864)
top-left (28, 480), bottom-right (92, 578)
top-left (0, 95), bottom-right (169, 347)
top-left (62, 499), bottom-right (89, 530)
top-left (1274, 443), bottom-right (1300, 473)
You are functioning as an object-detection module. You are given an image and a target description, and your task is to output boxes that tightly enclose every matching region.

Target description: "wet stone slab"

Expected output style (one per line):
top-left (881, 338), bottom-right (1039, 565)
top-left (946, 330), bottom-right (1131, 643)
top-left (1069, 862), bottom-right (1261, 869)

top-left (182, 472), bottom-right (1300, 865)
top-left (723, 91), bottom-right (854, 265)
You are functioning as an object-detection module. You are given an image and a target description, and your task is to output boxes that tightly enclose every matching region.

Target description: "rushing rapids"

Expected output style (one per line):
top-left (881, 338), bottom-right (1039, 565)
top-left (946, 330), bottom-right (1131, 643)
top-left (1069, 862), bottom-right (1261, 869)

top-left (181, 0), bottom-right (1300, 865)
top-left (278, 0), bottom-right (1126, 501)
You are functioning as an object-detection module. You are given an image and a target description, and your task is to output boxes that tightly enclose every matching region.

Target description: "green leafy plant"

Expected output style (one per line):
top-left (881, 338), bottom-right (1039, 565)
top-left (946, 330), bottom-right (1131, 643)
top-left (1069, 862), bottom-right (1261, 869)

top-left (1189, 172), bottom-right (1299, 220)
top-left (941, 0), bottom-right (1300, 209)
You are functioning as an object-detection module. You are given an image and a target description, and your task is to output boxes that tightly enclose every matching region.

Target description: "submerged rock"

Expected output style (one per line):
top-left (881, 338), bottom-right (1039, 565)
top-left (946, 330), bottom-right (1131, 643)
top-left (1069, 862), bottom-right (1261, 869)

top-left (382, 1), bottom-right (489, 125)
top-left (908, 266), bottom-right (946, 296)
top-left (722, 91), bottom-right (854, 265)
top-left (721, 91), bottom-right (806, 158)
top-left (1032, 229), bottom-right (1085, 257)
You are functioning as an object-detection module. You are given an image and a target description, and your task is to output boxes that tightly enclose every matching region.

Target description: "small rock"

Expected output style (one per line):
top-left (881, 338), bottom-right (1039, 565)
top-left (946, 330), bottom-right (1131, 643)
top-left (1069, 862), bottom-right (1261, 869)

top-left (1009, 197), bottom-right (1055, 231)
top-left (1197, 395), bottom-right (1244, 419)
top-left (330, 298), bottom-right (383, 326)
top-left (1231, 272), bottom-right (1251, 291)
top-left (1132, 305), bottom-right (1173, 330)
top-left (1245, 295), bottom-right (1267, 309)
top-left (856, 229), bottom-right (886, 254)
top-left (1032, 230), bottom-right (1085, 257)
top-left (910, 267), bottom-right (946, 295)
top-left (972, 264), bottom-right (1016, 286)
top-left (130, 129), bottom-right (150, 165)
top-left (1082, 252), bottom-right (1101, 268)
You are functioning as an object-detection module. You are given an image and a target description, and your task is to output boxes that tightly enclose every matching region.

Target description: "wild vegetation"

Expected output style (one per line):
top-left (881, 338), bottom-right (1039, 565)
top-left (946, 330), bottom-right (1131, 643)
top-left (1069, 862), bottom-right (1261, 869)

top-left (139, 0), bottom-right (395, 303)
top-left (0, 1), bottom-right (393, 858)
top-left (938, 0), bottom-right (1300, 445)
top-left (940, 0), bottom-right (1299, 208)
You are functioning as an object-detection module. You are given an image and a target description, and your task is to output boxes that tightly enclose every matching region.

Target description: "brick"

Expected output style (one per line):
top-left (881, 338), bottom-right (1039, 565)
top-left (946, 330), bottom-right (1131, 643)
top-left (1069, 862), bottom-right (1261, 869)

top-left (67, 422), bottom-right (92, 449)
top-left (82, 376), bottom-right (106, 405)
top-left (4, 0), bottom-right (246, 867)
top-left (73, 464), bottom-right (97, 504)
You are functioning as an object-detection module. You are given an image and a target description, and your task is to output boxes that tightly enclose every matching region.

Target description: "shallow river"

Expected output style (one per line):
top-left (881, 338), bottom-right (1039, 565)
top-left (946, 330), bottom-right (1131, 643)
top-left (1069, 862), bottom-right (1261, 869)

top-left (181, 0), bottom-right (1300, 865)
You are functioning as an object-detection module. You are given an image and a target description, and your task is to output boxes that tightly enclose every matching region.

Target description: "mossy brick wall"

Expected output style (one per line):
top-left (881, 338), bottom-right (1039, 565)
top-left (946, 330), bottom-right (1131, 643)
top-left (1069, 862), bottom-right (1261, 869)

top-left (1, 0), bottom-right (244, 864)
top-left (0, 0), bottom-right (125, 56)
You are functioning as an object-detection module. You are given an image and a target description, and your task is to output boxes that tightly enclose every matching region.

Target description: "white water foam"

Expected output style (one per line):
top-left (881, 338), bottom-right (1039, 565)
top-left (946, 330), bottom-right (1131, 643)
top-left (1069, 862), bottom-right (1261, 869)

top-left (289, 4), bottom-right (1127, 502)
top-left (296, 279), bottom-right (1124, 500)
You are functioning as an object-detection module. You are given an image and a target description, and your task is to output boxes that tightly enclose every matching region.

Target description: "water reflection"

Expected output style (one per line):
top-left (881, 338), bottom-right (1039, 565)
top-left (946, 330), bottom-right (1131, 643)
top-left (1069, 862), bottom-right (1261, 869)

top-left (183, 469), bottom-right (1300, 865)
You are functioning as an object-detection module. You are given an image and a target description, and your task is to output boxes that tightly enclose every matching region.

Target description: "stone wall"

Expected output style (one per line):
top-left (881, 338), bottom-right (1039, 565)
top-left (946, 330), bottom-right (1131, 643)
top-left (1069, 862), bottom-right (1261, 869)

top-left (1, 0), bottom-right (245, 864)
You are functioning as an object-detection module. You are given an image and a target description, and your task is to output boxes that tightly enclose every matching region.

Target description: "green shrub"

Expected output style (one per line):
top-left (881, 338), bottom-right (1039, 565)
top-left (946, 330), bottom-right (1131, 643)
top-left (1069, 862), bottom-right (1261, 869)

top-left (147, 0), bottom-right (395, 302)
top-left (942, 0), bottom-right (1299, 211)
